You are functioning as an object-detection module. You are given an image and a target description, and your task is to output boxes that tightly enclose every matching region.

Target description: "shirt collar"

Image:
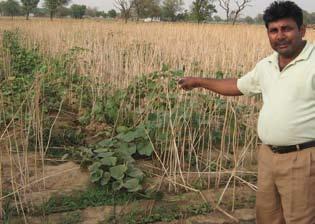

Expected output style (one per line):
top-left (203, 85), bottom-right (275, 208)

top-left (267, 41), bottom-right (314, 65)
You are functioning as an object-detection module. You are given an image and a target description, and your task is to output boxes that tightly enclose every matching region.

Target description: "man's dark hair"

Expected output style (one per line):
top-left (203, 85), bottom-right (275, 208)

top-left (263, 1), bottom-right (303, 29)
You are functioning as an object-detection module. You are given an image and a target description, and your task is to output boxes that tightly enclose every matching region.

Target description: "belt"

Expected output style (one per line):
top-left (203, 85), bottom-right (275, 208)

top-left (268, 140), bottom-right (315, 154)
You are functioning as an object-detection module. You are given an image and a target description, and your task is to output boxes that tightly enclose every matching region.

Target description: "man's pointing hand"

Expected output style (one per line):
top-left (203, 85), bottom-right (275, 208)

top-left (178, 77), bottom-right (200, 91)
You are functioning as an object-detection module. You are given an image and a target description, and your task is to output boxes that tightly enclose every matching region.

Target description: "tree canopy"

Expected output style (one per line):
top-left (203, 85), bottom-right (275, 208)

top-left (191, 0), bottom-right (216, 23)
top-left (44, 0), bottom-right (71, 20)
top-left (21, 0), bottom-right (39, 20)
top-left (161, 0), bottom-right (184, 21)
top-left (1, 0), bottom-right (21, 19)
top-left (70, 4), bottom-right (86, 19)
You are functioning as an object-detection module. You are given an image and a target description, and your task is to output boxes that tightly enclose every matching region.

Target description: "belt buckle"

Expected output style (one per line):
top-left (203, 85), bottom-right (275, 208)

top-left (296, 144), bottom-right (301, 151)
top-left (271, 145), bottom-right (279, 153)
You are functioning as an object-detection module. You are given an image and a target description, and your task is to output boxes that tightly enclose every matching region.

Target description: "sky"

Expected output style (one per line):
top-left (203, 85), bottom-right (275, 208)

top-left (36, 0), bottom-right (315, 17)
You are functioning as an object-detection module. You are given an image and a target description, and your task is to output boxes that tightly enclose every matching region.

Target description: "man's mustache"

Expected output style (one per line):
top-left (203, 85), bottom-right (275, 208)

top-left (276, 41), bottom-right (290, 46)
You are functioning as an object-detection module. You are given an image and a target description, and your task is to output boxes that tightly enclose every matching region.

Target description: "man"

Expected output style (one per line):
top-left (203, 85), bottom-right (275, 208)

top-left (179, 1), bottom-right (315, 224)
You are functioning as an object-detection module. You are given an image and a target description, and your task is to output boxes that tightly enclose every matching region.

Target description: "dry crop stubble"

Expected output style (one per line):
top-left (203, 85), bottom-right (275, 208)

top-left (1, 18), bottom-right (315, 220)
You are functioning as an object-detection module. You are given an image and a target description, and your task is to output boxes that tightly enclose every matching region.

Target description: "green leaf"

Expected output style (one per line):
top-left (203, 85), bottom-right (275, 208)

top-left (88, 162), bottom-right (101, 172)
top-left (120, 154), bottom-right (135, 163)
top-left (137, 143), bottom-right (153, 156)
top-left (100, 156), bottom-right (117, 166)
top-left (110, 164), bottom-right (127, 180)
top-left (127, 145), bottom-right (137, 155)
top-left (126, 166), bottom-right (144, 180)
top-left (97, 139), bottom-right (115, 148)
top-left (100, 172), bottom-right (111, 186)
top-left (94, 148), bottom-right (110, 153)
top-left (116, 126), bottom-right (129, 133)
top-left (90, 169), bottom-right (103, 183)
top-left (116, 131), bottom-right (137, 142)
top-left (133, 125), bottom-right (146, 139)
top-left (123, 178), bottom-right (142, 192)
top-left (116, 143), bottom-right (136, 156)
top-left (95, 151), bottom-right (114, 158)
top-left (112, 180), bottom-right (123, 191)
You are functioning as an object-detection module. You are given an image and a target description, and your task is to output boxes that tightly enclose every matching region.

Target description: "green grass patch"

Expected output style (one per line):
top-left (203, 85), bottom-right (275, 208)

top-left (33, 185), bottom-right (139, 216)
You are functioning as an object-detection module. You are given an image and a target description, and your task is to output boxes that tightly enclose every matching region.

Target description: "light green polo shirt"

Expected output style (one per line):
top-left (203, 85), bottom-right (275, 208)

top-left (237, 41), bottom-right (315, 146)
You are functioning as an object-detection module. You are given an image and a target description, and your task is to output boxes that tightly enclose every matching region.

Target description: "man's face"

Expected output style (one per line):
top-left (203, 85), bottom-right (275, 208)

top-left (267, 18), bottom-right (306, 57)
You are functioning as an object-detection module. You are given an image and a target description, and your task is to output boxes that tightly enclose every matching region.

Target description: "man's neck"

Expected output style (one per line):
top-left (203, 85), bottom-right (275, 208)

top-left (278, 41), bottom-right (306, 71)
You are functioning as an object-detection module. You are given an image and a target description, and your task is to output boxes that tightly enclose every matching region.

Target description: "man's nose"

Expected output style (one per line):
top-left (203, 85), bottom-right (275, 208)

top-left (276, 31), bottom-right (286, 41)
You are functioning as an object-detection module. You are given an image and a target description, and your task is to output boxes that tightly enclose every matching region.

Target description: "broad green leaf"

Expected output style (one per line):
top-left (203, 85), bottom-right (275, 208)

top-left (90, 169), bottom-right (103, 183)
top-left (137, 143), bottom-right (153, 156)
top-left (110, 164), bottom-right (127, 180)
top-left (96, 152), bottom-right (115, 158)
top-left (97, 139), bottom-right (115, 148)
top-left (133, 125), bottom-right (146, 139)
top-left (116, 143), bottom-right (136, 156)
top-left (127, 145), bottom-right (137, 155)
top-left (112, 180), bottom-right (123, 191)
top-left (100, 156), bottom-right (117, 166)
top-left (100, 172), bottom-right (111, 186)
top-left (88, 162), bottom-right (101, 172)
top-left (116, 126), bottom-right (129, 133)
top-left (123, 178), bottom-right (142, 192)
top-left (94, 148), bottom-right (110, 153)
top-left (116, 131), bottom-right (137, 142)
top-left (119, 154), bottom-right (135, 163)
top-left (126, 166), bottom-right (144, 180)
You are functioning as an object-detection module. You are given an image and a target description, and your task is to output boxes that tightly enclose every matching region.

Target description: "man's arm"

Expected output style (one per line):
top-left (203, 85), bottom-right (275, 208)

top-left (178, 77), bottom-right (243, 96)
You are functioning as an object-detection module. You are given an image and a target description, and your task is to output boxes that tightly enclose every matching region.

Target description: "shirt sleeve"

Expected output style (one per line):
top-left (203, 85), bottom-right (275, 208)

top-left (237, 64), bottom-right (262, 96)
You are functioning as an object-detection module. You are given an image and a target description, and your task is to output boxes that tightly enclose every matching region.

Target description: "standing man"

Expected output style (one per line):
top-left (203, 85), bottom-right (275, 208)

top-left (179, 1), bottom-right (315, 223)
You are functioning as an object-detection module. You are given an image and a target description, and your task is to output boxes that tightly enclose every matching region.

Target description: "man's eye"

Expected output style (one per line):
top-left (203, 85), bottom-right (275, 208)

top-left (284, 27), bottom-right (292, 31)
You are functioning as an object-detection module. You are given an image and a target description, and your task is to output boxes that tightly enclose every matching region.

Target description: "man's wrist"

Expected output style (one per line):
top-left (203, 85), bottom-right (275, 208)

top-left (194, 78), bottom-right (204, 88)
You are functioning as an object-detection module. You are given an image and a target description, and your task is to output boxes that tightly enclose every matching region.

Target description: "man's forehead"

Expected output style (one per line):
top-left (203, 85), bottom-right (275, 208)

top-left (268, 18), bottom-right (297, 28)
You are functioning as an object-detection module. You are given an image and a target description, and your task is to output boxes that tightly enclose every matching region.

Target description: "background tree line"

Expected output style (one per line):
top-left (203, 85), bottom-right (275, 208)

top-left (0, 0), bottom-right (118, 20)
top-left (1, 0), bottom-right (315, 25)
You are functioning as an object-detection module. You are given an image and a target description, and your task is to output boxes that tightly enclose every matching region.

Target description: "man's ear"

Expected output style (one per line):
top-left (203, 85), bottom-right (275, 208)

top-left (300, 24), bottom-right (306, 37)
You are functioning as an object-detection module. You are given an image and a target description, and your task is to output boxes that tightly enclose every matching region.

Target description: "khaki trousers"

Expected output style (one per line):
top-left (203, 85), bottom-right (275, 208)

top-left (256, 145), bottom-right (315, 224)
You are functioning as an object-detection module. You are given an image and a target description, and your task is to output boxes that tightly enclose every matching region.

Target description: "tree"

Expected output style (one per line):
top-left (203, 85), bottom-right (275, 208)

top-left (133, 0), bottom-right (161, 20)
top-left (70, 4), bottom-right (86, 19)
top-left (254, 13), bottom-right (263, 24)
top-left (161, 0), bottom-right (184, 21)
top-left (213, 15), bottom-right (222, 22)
top-left (191, 0), bottom-right (216, 23)
top-left (21, 0), bottom-right (39, 20)
top-left (0, 2), bottom-right (6, 16)
top-left (148, 0), bottom-right (161, 18)
top-left (55, 6), bottom-right (70, 17)
top-left (217, 0), bottom-right (230, 22)
top-left (243, 16), bottom-right (254, 24)
top-left (2, 0), bottom-right (21, 19)
top-left (303, 10), bottom-right (315, 25)
top-left (176, 9), bottom-right (189, 21)
top-left (107, 9), bottom-right (117, 18)
top-left (33, 7), bottom-right (48, 17)
top-left (114, 0), bottom-right (134, 23)
top-left (96, 10), bottom-right (107, 18)
top-left (44, 0), bottom-right (71, 20)
top-left (85, 7), bottom-right (98, 17)
top-left (231, 0), bottom-right (251, 25)
top-left (217, 0), bottom-right (251, 24)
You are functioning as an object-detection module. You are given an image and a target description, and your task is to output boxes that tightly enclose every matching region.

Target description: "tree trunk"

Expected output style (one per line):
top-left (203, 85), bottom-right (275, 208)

top-left (50, 11), bottom-right (53, 21)
top-left (232, 12), bottom-right (240, 25)
top-left (232, 17), bottom-right (236, 25)
top-left (26, 11), bottom-right (29, 20)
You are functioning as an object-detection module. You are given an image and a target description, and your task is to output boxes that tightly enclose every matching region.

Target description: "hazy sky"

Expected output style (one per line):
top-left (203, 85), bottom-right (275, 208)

top-left (37, 0), bottom-right (315, 17)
